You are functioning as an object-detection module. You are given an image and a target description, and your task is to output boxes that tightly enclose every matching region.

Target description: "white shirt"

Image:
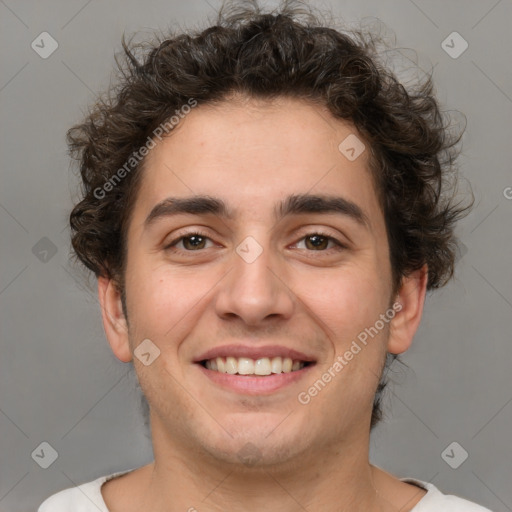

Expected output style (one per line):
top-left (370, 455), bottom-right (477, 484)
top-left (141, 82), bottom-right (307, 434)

top-left (38, 468), bottom-right (493, 511)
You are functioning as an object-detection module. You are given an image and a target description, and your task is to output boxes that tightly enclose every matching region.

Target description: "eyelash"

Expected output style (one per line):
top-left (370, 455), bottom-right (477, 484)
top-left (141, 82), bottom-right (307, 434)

top-left (164, 230), bottom-right (347, 254)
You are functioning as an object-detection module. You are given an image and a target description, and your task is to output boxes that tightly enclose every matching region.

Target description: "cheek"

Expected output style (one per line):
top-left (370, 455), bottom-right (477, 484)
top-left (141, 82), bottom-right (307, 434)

top-left (134, 359), bottom-right (201, 440)
top-left (124, 258), bottom-right (204, 343)
top-left (295, 262), bottom-right (390, 342)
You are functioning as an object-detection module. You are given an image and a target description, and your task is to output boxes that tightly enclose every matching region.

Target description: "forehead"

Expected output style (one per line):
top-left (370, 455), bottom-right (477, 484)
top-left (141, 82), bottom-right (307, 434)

top-left (132, 96), bottom-right (383, 229)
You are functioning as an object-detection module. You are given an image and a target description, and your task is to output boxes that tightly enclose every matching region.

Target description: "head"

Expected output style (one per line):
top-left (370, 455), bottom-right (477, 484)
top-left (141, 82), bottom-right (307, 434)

top-left (68, 1), bottom-right (471, 465)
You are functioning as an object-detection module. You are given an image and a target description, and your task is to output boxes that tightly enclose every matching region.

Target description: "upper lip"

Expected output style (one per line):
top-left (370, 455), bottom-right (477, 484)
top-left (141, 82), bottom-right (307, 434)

top-left (194, 344), bottom-right (317, 363)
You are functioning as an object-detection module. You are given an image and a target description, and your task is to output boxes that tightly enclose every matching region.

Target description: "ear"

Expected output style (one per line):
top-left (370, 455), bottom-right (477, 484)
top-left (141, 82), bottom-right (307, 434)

top-left (97, 276), bottom-right (132, 363)
top-left (387, 264), bottom-right (428, 354)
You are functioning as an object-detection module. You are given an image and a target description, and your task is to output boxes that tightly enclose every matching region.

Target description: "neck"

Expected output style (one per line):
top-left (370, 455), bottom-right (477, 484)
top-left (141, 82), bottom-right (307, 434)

top-left (136, 417), bottom-right (388, 512)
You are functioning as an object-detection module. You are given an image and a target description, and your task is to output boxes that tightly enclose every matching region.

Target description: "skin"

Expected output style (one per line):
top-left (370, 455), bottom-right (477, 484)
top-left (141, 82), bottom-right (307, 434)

top-left (98, 95), bottom-right (428, 511)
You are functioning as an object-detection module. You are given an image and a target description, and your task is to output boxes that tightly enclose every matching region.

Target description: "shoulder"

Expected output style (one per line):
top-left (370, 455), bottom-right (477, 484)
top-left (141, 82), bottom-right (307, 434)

top-left (403, 478), bottom-right (494, 512)
top-left (37, 469), bottom-right (135, 512)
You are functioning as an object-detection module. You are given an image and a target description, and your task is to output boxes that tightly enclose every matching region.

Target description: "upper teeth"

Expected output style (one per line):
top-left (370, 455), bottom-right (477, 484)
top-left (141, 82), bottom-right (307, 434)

top-left (204, 356), bottom-right (306, 375)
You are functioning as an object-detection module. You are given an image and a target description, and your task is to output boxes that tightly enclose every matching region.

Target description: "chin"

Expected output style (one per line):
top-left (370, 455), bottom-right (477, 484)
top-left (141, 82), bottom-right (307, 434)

top-left (198, 426), bottom-right (310, 469)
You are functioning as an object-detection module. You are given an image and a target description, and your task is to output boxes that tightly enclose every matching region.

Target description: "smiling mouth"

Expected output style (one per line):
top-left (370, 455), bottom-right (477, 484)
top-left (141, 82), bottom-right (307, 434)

top-left (199, 356), bottom-right (314, 376)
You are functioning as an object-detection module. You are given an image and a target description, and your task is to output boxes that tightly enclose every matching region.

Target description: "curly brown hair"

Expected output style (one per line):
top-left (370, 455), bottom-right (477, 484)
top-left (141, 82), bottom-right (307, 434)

top-left (67, 0), bottom-right (472, 429)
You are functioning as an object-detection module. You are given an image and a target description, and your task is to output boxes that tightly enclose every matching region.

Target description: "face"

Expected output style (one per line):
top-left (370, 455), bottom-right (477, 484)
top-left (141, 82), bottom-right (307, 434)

top-left (101, 96), bottom-right (423, 468)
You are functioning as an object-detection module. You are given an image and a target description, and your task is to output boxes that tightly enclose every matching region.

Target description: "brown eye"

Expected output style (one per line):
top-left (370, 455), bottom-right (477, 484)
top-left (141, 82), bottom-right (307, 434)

top-left (165, 231), bottom-right (213, 252)
top-left (181, 234), bottom-right (207, 250)
top-left (304, 234), bottom-right (330, 250)
top-left (293, 232), bottom-right (346, 254)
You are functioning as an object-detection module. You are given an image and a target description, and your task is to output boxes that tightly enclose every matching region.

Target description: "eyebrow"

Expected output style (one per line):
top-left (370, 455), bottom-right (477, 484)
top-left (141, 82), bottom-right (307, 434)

top-left (144, 193), bottom-right (370, 229)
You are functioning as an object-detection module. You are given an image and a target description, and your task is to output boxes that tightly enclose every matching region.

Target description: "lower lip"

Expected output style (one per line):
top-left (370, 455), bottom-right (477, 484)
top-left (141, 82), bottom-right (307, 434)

top-left (196, 363), bottom-right (315, 395)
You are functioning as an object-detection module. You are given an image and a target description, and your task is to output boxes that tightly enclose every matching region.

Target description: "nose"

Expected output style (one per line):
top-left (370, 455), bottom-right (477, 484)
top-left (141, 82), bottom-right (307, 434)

top-left (213, 236), bottom-right (295, 327)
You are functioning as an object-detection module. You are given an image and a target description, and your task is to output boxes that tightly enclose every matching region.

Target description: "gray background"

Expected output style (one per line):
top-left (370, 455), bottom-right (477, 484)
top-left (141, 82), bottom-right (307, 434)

top-left (1, 0), bottom-right (511, 510)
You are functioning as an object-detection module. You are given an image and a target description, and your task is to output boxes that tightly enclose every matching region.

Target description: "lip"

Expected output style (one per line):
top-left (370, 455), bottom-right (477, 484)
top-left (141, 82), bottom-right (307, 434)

top-left (193, 344), bottom-right (317, 363)
top-left (196, 362), bottom-right (316, 395)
